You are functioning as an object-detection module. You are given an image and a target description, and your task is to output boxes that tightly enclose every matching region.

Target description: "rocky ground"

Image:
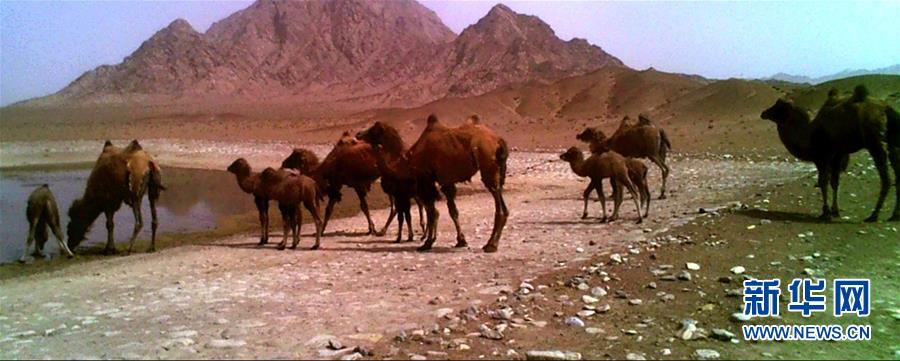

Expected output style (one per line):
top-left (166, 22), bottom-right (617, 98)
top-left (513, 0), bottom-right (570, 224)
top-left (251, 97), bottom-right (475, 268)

top-left (0, 149), bottom-right (843, 360)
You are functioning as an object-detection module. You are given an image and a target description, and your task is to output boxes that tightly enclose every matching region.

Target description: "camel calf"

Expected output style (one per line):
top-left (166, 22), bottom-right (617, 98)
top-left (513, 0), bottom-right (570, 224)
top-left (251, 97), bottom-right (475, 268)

top-left (560, 147), bottom-right (643, 223)
top-left (21, 185), bottom-right (74, 262)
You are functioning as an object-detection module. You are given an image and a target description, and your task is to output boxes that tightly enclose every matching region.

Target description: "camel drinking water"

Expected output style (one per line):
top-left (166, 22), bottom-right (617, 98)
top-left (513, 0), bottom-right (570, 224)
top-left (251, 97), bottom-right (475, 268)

top-left (21, 185), bottom-right (74, 262)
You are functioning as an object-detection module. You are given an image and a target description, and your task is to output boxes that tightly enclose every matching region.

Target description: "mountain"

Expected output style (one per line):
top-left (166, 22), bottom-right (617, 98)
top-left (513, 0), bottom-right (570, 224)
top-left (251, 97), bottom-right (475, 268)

top-left (32, 0), bottom-right (622, 108)
top-left (765, 64), bottom-right (900, 85)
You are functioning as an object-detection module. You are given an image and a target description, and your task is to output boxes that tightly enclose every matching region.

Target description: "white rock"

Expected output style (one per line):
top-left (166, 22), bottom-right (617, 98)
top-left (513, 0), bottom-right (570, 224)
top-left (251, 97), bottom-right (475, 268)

top-left (525, 350), bottom-right (582, 360)
top-left (686, 262), bottom-right (701, 271)
top-left (435, 308), bottom-right (454, 319)
top-left (730, 266), bottom-right (746, 274)
top-left (694, 349), bottom-right (721, 360)
top-left (582, 295), bottom-right (599, 304)
top-left (206, 339), bottom-right (246, 349)
top-left (626, 353), bottom-right (646, 360)
top-left (591, 287), bottom-right (607, 298)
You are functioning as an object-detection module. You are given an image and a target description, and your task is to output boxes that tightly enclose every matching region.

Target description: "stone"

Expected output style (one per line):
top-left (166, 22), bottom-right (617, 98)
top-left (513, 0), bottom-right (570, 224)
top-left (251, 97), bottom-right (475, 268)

top-left (711, 329), bottom-right (736, 341)
top-left (565, 317), bottom-right (585, 327)
top-left (595, 304), bottom-right (611, 313)
top-left (576, 283), bottom-right (590, 291)
top-left (327, 338), bottom-right (343, 350)
top-left (590, 287), bottom-right (607, 298)
top-left (629, 299), bottom-right (643, 306)
top-left (306, 334), bottom-right (339, 348)
top-left (686, 262), bottom-right (701, 271)
top-left (730, 266), bottom-right (746, 275)
top-left (731, 313), bottom-right (752, 323)
top-left (426, 351), bottom-right (449, 357)
top-left (576, 310), bottom-right (596, 318)
top-left (168, 330), bottom-right (198, 338)
top-left (626, 352), bottom-right (646, 360)
top-left (206, 339), bottom-right (246, 349)
top-left (679, 319), bottom-right (698, 340)
top-left (585, 327), bottom-right (603, 335)
top-left (435, 308), bottom-right (454, 319)
top-left (340, 353), bottom-right (363, 361)
top-left (582, 295), bottom-right (599, 304)
top-left (162, 337), bottom-right (196, 349)
top-left (409, 354), bottom-right (427, 361)
top-left (479, 324), bottom-right (503, 340)
top-left (678, 271), bottom-right (692, 281)
top-left (610, 254), bottom-right (623, 264)
top-left (525, 350), bottom-right (582, 360)
top-left (693, 349), bottom-right (721, 360)
top-left (647, 282), bottom-right (657, 289)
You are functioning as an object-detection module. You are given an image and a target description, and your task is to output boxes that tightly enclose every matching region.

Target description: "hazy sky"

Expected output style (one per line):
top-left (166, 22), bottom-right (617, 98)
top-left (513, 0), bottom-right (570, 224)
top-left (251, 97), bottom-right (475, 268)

top-left (1, 0), bottom-right (898, 106)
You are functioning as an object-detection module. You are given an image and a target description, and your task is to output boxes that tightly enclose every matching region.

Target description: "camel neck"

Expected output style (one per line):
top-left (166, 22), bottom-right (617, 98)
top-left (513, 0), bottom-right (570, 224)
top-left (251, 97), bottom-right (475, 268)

top-left (565, 157), bottom-right (589, 177)
top-left (776, 109), bottom-right (817, 161)
top-left (380, 130), bottom-right (406, 156)
top-left (372, 147), bottom-right (402, 178)
top-left (234, 171), bottom-right (258, 194)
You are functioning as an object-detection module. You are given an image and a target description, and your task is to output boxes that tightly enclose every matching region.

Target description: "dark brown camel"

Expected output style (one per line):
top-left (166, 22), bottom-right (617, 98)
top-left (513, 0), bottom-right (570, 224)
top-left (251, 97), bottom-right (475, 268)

top-left (761, 85), bottom-right (900, 221)
top-left (259, 168), bottom-right (323, 250)
top-left (68, 140), bottom-right (165, 254)
top-left (576, 131), bottom-right (651, 218)
top-left (559, 146), bottom-right (643, 223)
top-left (21, 185), bottom-right (74, 262)
top-left (406, 114), bottom-right (510, 253)
top-left (356, 121), bottom-right (425, 243)
top-left (281, 136), bottom-right (381, 235)
top-left (577, 114), bottom-right (672, 199)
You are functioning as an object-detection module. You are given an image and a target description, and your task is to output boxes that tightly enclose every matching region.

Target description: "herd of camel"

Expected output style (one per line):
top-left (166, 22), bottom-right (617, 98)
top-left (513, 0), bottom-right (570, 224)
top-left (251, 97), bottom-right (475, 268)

top-left (17, 85), bottom-right (900, 262)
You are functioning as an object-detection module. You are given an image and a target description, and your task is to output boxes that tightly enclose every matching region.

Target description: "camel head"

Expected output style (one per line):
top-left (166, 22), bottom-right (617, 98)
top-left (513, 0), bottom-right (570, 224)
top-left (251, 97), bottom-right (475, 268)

top-left (559, 146), bottom-right (585, 163)
top-left (227, 158), bottom-right (251, 176)
top-left (66, 199), bottom-right (93, 249)
top-left (356, 121), bottom-right (388, 146)
top-left (761, 98), bottom-right (802, 124)
top-left (576, 127), bottom-right (600, 142)
top-left (337, 131), bottom-right (359, 146)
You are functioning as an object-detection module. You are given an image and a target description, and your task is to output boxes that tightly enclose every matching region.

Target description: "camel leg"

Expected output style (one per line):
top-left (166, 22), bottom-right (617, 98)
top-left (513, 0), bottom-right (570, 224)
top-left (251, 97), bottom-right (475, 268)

top-left (482, 186), bottom-right (509, 253)
top-left (889, 145), bottom-right (900, 221)
top-left (609, 179), bottom-right (622, 221)
top-left (20, 217), bottom-right (38, 263)
top-left (649, 155), bottom-right (670, 199)
top-left (354, 188), bottom-right (378, 235)
top-left (380, 195), bottom-right (396, 237)
top-left (104, 210), bottom-right (117, 254)
top-left (127, 199), bottom-right (144, 253)
top-left (148, 195), bottom-right (159, 252)
top-left (416, 197), bottom-right (426, 235)
top-left (581, 182), bottom-right (594, 219)
top-left (624, 179), bottom-right (643, 224)
top-left (642, 179), bottom-right (651, 218)
top-left (418, 200), bottom-right (439, 252)
top-left (276, 204), bottom-right (291, 250)
top-left (49, 214), bottom-right (74, 258)
top-left (601, 180), bottom-right (614, 222)
top-left (395, 205), bottom-right (404, 243)
top-left (322, 194), bottom-right (338, 234)
top-left (865, 146), bottom-right (891, 222)
top-left (405, 207), bottom-right (414, 243)
top-left (441, 185), bottom-right (467, 248)
top-left (291, 206), bottom-right (302, 249)
top-left (305, 199), bottom-right (323, 250)
top-left (255, 197), bottom-right (268, 245)
top-left (829, 157), bottom-right (842, 218)
top-left (815, 162), bottom-right (832, 221)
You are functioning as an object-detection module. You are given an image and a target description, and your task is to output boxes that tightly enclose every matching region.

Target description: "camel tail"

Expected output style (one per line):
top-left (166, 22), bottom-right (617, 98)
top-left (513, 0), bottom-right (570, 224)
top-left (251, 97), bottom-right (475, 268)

top-left (660, 128), bottom-right (672, 152)
top-left (148, 161), bottom-right (165, 201)
top-left (496, 138), bottom-right (509, 189)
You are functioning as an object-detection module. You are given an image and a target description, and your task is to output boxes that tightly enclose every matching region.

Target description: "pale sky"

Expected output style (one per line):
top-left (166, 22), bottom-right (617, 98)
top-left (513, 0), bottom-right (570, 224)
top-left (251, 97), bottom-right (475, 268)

top-left (1, 0), bottom-right (898, 106)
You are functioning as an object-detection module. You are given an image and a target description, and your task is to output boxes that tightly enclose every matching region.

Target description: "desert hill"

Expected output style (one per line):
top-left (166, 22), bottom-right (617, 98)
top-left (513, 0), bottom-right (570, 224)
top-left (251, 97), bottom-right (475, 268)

top-left (23, 0), bottom-right (620, 108)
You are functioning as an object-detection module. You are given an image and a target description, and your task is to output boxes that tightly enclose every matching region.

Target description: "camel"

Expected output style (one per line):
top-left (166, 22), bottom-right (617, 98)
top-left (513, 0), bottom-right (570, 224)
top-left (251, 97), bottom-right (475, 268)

top-left (356, 121), bottom-right (425, 243)
top-left (68, 140), bottom-right (165, 254)
top-left (281, 139), bottom-right (381, 235)
top-left (406, 114), bottom-right (509, 252)
top-left (761, 85), bottom-right (900, 222)
top-left (259, 167), bottom-right (323, 250)
top-left (226, 158), bottom-right (275, 245)
top-left (577, 114), bottom-right (672, 199)
top-left (559, 146), bottom-right (643, 223)
top-left (21, 185), bottom-right (74, 262)
top-left (576, 130), bottom-right (652, 218)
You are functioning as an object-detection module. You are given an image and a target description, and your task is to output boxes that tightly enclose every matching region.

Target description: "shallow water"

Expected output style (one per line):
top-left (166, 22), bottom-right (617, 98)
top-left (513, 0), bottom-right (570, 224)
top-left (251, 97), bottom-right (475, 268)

top-left (0, 166), bottom-right (257, 263)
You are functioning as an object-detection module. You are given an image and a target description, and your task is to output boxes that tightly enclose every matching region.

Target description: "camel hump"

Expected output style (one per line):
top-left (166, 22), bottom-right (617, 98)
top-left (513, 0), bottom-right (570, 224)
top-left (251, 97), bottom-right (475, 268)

top-left (103, 140), bottom-right (113, 147)
top-left (427, 114), bottom-right (439, 125)
top-left (638, 113), bottom-right (653, 126)
top-left (125, 139), bottom-right (143, 152)
top-left (467, 114), bottom-right (481, 125)
top-left (852, 85), bottom-right (869, 102)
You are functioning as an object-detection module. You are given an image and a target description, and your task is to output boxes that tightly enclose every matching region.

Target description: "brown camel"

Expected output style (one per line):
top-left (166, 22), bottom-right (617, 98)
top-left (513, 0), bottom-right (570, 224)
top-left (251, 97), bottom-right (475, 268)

top-left (559, 146), bottom-right (643, 223)
top-left (68, 140), bottom-right (165, 254)
top-left (406, 114), bottom-right (510, 252)
top-left (356, 121), bottom-right (425, 243)
top-left (259, 167), bottom-right (323, 250)
top-left (577, 114), bottom-right (672, 199)
top-left (282, 137), bottom-right (381, 235)
top-left (21, 185), bottom-right (74, 262)
top-left (227, 158), bottom-right (275, 245)
top-left (761, 85), bottom-right (900, 221)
